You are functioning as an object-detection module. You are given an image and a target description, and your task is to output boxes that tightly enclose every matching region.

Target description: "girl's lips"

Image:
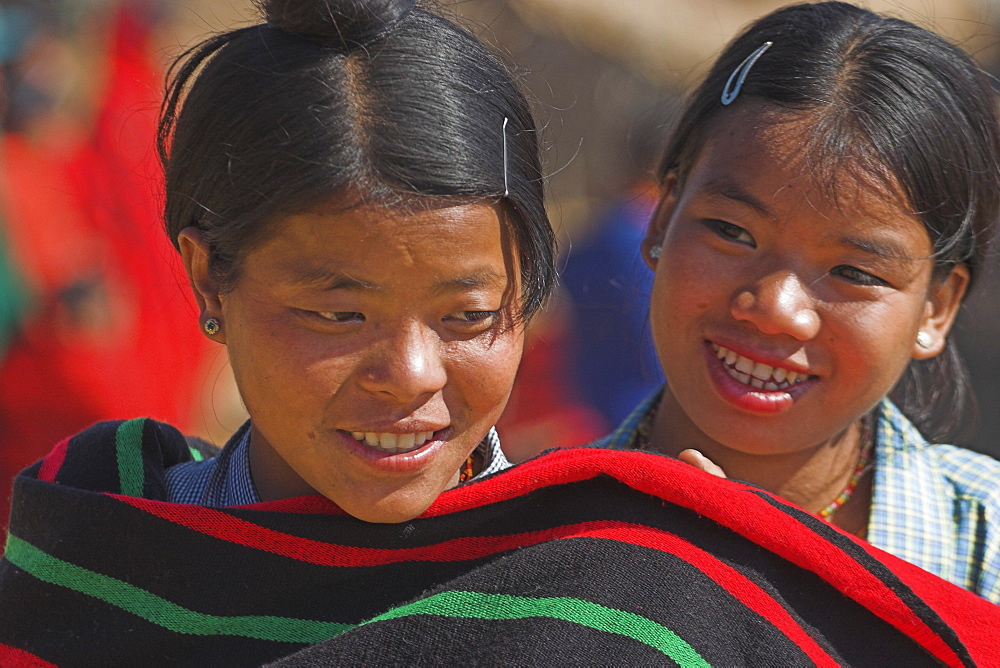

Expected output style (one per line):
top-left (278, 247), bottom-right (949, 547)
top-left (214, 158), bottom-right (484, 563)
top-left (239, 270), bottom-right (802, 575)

top-left (703, 342), bottom-right (814, 414)
top-left (337, 427), bottom-right (453, 473)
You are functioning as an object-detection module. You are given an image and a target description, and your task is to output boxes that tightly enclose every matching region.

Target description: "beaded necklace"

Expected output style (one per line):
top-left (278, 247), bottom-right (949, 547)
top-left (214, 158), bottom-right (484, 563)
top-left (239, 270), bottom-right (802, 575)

top-left (458, 453), bottom-right (476, 483)
top-left (817, 415), bottom-right (875, 522)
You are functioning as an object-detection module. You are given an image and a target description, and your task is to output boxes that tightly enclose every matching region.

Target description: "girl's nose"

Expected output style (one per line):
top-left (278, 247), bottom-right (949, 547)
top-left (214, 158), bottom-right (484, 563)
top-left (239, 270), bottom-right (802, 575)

top-left (730, 271), bottom-right (821, 341)
top-left (358, 322), bottom-right (448, 404)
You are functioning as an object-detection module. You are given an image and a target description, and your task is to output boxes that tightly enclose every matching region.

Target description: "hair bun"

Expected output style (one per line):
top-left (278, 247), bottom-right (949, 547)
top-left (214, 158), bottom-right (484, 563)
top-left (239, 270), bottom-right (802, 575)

top-left (260, 0), bottom-right (416, 47)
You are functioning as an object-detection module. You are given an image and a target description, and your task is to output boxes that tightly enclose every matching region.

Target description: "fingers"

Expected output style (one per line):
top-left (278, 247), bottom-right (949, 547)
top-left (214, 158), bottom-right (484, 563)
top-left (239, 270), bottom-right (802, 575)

top-left (678, 449), bottom-right (728, 478)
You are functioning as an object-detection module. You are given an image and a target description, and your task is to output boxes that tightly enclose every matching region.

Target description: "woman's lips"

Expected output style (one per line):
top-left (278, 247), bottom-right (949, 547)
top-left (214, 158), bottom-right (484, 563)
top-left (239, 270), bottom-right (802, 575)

top-left (705, 341), bottom-right (815, 413)
top-left (348, 429), bottom-right (438, 454)
top-left (337, 428), bottom-right (452, 472)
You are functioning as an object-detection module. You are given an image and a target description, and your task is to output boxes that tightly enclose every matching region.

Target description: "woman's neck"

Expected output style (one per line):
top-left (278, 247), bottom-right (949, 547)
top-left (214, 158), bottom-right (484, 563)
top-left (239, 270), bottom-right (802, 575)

top-left (649, 391), bottom-right (872, 533)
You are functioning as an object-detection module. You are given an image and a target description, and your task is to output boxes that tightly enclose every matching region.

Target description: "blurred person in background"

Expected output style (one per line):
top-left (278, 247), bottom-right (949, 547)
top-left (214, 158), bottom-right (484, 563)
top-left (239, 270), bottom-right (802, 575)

top-left (560, 116), bottom-right (666, 428)
top-left (0, 0), bottom-right (211, 528)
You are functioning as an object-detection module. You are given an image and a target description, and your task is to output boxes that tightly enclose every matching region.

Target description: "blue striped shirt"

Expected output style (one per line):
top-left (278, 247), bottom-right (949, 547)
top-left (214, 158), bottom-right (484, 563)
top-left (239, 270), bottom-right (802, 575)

top-left (165, 423), bottom-right (511, 507)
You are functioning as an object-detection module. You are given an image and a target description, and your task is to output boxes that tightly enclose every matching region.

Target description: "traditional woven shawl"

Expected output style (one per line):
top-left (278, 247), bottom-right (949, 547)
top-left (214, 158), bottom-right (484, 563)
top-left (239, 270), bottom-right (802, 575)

top-left (1, 419), bottom-right (997, 666)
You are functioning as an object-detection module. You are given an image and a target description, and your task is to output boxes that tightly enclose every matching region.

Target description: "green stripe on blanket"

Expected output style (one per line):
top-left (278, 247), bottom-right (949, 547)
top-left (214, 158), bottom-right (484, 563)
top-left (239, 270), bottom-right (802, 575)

top-left (362, 590), bottom-right (710, 665)
top-left (5, 535), bottom-right (350, 642)
top-left (115, 419), bottom-right (147, 497)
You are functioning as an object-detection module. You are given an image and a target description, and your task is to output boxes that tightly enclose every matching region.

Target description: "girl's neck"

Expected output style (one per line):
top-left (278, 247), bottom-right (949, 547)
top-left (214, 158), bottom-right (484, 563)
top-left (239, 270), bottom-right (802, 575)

top-left (649, 391), bottom-right (872, 533)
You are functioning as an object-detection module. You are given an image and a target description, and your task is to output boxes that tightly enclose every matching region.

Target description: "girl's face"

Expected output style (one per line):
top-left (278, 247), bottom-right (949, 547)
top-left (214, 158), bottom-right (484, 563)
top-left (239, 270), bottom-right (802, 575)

top-left (643, 105), bottom-right (968, 456)
top-left (180, 201), bottom-right (523, 523)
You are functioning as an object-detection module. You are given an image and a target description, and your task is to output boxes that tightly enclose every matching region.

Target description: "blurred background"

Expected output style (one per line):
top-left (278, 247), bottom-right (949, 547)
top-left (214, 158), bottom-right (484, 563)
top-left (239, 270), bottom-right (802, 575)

top-left (1, 0), bottom-right (998, 522)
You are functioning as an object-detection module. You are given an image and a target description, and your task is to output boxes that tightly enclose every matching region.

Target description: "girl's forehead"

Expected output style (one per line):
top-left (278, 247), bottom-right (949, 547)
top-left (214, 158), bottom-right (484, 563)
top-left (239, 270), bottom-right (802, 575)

top-left (690, 103), bottom-right (910, 217)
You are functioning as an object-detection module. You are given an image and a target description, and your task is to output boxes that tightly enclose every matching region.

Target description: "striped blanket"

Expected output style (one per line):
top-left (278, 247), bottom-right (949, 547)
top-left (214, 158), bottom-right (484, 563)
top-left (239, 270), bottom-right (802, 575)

top-left (1, 419), bottom-right (997, 666)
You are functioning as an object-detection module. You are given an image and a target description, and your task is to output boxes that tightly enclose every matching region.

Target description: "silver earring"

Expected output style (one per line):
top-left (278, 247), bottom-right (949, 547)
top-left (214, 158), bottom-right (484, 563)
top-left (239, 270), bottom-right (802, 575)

top-left (649, 244), bottom-right (662, 260)
top-left (203, 318), bottom-right (221, 336)
top-left (916, 331), bottom-right (933, 349)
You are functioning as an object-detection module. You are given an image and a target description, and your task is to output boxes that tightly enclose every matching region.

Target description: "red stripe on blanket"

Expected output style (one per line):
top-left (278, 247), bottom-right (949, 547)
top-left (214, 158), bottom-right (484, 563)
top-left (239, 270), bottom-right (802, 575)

top-left (0, 644), bottom-right (57, 667)
top-left (430, 448), bottom-right (983, 667)
top-left (36, 438), bottom-right (70, 483)
top-left (108, 495), bottom-right (835, 664)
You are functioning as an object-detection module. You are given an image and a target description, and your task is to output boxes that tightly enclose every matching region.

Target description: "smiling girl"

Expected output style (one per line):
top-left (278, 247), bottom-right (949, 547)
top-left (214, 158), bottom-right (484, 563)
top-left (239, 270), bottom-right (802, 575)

top-left (601, 1), bottom-right (1000, 603)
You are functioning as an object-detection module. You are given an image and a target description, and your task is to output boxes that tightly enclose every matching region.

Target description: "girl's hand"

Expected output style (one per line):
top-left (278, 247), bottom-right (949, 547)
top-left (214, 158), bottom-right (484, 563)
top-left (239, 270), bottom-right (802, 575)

top-left (678, 449), bottom-right (727, 478)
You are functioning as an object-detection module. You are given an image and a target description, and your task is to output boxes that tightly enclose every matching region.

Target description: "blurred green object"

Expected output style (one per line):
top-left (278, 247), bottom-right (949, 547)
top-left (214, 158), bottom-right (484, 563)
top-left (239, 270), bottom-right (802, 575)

top-left (0, 218), bottom-right (27, 359)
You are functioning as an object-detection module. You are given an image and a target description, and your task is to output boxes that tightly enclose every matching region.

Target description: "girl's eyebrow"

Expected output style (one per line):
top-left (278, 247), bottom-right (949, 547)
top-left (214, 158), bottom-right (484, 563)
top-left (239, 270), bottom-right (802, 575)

top-left (697, 178), bottom-right (772, 218)
top-left (841, 235), bottom-right (917, 263)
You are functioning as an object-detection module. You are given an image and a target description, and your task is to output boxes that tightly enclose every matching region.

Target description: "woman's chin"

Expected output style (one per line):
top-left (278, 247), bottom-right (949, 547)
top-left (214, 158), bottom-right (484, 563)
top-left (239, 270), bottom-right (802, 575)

top-left (332, 485), bottom-right (444, 524)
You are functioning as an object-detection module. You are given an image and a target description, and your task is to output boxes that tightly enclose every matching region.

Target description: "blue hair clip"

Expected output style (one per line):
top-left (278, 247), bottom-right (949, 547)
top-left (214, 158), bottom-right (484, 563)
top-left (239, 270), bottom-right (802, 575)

top-left (721, 41), bottom-right (773, 106)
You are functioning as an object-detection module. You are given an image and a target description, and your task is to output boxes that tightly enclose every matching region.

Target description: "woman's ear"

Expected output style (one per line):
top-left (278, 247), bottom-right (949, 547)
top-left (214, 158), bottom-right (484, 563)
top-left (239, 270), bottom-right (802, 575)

top-left (913, 263), bottom-right (970, 360)
top-left (178, 227), bottom-right (227, 344)
top-left (641, 173), bottom-right (679, 270)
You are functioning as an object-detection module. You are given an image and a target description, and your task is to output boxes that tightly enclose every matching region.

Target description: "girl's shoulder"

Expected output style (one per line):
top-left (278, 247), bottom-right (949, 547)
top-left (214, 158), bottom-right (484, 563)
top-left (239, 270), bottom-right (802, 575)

top-left (877, 400), bottom-right (1000, 504)
top-left (920, 442), bottom-right (1000, 504)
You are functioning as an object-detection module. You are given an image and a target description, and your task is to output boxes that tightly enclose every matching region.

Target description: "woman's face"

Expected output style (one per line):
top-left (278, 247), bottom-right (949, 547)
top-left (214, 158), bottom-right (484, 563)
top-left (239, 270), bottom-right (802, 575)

top-left (181, 202), bottom-right (523, 522)
top-left (642, 105), bottom-right (967, 456)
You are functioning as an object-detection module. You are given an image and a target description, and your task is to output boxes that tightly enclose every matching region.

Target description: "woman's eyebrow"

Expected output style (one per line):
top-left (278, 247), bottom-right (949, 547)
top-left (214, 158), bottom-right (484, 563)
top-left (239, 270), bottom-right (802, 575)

top-left (429, 270), bottom-right (509, 297)
top-left (289, 267), bottom-right (381, 292)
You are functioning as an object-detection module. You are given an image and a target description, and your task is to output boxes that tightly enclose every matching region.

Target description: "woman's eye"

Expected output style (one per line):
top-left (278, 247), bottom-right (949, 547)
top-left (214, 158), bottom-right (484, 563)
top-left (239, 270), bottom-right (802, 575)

top-left (831, 265), bottom-right (888, 287)
top-left (316, 311), bottom-right (365, 323)
top-left (448, 310), bottom-right (499, 325)
top-left (706, 220), bottom-right (755, 246)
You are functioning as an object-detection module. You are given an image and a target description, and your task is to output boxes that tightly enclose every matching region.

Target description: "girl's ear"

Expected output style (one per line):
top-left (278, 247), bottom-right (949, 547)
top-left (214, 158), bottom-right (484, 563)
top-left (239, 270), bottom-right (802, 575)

top-left (641, 173), bottom-right (679, 270)
top-left (178, 227), bottom-right (227, 344)
top-left (913, 263), bottom-right (970, 360)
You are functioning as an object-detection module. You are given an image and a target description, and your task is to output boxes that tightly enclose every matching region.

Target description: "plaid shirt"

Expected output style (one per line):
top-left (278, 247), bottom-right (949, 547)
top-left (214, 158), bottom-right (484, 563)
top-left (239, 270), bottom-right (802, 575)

top-left (594, 390), bottom-right (1000, 604)
top-left (165, 423), bottom-right (510, 506)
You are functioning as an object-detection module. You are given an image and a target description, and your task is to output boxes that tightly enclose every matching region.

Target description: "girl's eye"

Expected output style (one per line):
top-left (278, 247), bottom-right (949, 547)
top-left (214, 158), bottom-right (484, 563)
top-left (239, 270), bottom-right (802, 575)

top-left (831, 265), bottom-right (888, 287)
top-left (316, 311), bottom-right (365, 323)
top-left (706, 220), bottom-right (755, 246)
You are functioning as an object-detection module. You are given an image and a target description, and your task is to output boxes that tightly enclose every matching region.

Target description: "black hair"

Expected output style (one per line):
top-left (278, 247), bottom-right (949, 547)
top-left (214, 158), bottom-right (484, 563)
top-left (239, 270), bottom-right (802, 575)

top-left (657, 1), bottom-right (1000, 440)
top-left (158, 0), bottom-right (554, 320)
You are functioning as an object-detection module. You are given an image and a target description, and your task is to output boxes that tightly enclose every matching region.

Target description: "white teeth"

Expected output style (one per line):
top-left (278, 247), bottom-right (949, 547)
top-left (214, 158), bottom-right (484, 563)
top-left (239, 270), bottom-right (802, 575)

top-left (349, 430), bottom-right (436, 452)
top-left (713, 343), bottom-right (810, 391)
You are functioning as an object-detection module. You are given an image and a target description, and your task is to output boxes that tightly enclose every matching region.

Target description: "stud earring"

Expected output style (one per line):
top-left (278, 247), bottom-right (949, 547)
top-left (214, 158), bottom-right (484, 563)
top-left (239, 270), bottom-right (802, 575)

top-left (649, 244), bottom-right (662, 260)
top-left (203, 318), bottom-right (221, 336)
top-left (916, 331), bottom-right (933, 350)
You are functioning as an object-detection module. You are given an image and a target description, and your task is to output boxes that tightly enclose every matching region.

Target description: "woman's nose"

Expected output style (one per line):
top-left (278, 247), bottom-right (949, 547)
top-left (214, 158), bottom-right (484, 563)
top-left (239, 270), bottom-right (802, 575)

top-left (358, 322), bottom-right (448, 403)
top-left (730, 271), bottom-right (821, 341)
